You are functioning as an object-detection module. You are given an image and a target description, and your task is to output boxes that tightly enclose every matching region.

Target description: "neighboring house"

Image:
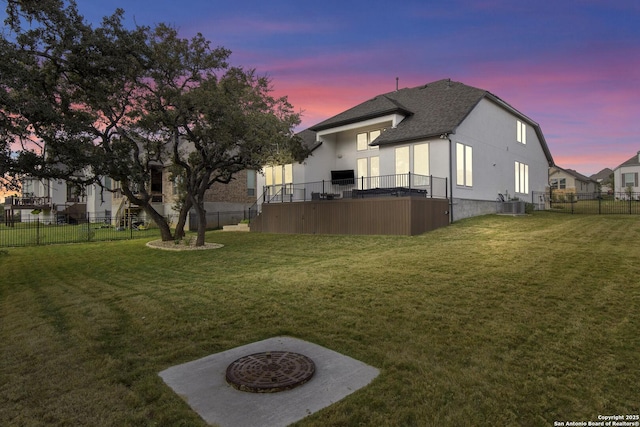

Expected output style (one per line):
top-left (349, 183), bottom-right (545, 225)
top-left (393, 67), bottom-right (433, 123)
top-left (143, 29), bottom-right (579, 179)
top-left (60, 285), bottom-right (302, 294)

top-left (3, 175), bottom-right (112, 224)
top-left (549, 166), bottom-right (598, 196)
top-left (256, 78), bottom-right (554, 228)
top-left (111, 166), bottom-right (256, 229)
top-left (590, 168), bottom-right (613, 194)
top-left (613, 151), bottom-right (640, 198)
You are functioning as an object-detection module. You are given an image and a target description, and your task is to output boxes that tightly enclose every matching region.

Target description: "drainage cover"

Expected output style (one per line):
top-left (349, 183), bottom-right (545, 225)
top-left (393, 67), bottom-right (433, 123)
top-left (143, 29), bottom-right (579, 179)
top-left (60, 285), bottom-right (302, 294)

top-left (225, 351), bottom-right (316, 393)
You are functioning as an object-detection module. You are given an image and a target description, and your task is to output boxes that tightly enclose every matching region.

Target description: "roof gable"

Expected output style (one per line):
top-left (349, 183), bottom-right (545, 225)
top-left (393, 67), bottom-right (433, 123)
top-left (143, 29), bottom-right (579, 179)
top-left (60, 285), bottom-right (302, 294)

top-left (615, 152), bottom-right (640, 169)
top-left (310, 93), bottom-right (412, 132)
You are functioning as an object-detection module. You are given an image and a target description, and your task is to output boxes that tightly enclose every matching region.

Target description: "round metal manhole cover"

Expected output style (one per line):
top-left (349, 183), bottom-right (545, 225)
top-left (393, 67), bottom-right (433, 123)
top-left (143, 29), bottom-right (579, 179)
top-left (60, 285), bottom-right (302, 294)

top-left (225, 351), bottom-right (316, 393)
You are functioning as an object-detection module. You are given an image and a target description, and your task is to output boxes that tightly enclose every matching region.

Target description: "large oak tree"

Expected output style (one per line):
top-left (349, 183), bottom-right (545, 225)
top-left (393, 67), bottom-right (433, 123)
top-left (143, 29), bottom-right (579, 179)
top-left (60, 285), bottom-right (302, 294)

top-left (1, 0), bottom-right (305, 245)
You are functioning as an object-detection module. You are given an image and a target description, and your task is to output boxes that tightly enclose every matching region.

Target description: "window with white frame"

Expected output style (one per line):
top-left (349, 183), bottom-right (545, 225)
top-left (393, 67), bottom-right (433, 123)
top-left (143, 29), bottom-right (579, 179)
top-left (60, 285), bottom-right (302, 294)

top-left (550, 178), bottom-right (566, 190)
top-left (395, 146), bottom-right (410, 186)
top-left (357, 156), bottom-right (379, 189)
top-left (356, 130), bottom-right (381, 151)
top-left (622, 172), bottom-right (638, 187)
top-left (515, 161), bottom-right (529, 194)
top-left (456, 143), bottom-right (473, 187)
top-left (517, 120), bottom-right (527, 144)
top-left (413, 143), bottom-right (430, 186)
top-left (264, 164), bottom-right (293, 195)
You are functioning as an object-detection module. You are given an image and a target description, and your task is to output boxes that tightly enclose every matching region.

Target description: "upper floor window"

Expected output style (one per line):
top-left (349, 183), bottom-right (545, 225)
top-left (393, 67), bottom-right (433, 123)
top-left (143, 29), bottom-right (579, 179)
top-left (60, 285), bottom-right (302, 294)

top-left (515, 161), bottom-right (529, 194)
top-left (456, 143), bottom-right (473, 187)
top-left (517, 120), bottom-right (527, 144)
top-left (357, 130), bottom-right (381, 151)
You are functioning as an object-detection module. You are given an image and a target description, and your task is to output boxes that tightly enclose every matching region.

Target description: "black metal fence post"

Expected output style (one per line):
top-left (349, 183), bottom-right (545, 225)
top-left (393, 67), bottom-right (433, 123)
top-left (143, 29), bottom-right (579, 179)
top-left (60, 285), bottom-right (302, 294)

top-left (430, 175), bottom-right (433, 198)
top-left (598, 196), bottom-right (602, 215)
top-left (87, 213), bottom-right (91, 241)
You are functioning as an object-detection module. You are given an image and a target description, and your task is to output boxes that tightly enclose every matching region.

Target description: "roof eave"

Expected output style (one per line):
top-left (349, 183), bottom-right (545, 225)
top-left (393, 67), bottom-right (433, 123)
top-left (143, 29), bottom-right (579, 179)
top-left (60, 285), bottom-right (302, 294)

top-left (309, 108), bottom-right (412, 132)
top-left (372, 130), bottom-right (456, 147)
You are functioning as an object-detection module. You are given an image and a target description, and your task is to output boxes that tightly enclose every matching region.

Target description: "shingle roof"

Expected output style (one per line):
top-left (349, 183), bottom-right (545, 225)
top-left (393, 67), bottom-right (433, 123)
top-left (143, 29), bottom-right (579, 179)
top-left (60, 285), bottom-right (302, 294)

top-left (306, 79), bottom-right (554, 165)
top-left (615, 152), bottom-right (640, 168)
top-left (310, 94), bottom-right (413, 132)
top-left (553, 166), bottom-right (596, 183)
top-left (297, 128), bottom-right (322, 152)
top-left (590, 168), bottom-right (613, 182)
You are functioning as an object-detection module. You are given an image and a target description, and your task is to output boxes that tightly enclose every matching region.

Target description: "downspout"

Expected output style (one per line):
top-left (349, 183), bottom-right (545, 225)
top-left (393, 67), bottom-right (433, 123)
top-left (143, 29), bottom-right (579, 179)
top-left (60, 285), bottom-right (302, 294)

top-left (448, 137), bottom-right (454, 223)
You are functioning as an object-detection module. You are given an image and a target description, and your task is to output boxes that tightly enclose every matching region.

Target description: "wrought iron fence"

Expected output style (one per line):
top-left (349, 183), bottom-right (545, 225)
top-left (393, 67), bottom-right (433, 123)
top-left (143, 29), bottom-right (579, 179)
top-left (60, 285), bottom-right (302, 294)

top-left (0, 215), bottom-right (159, 247)
top-left (533, 190), bottom-right (640, 214)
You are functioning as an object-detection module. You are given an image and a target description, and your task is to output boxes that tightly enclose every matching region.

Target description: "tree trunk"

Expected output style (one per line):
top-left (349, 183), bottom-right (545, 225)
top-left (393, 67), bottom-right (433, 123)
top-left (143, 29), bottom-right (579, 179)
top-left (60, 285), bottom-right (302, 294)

top-left (142, 204), bottom-right (174, 241)
top-left (174, 198), bottom-right (192, 240)
top-left (191, 199), bottom-right (207, 246)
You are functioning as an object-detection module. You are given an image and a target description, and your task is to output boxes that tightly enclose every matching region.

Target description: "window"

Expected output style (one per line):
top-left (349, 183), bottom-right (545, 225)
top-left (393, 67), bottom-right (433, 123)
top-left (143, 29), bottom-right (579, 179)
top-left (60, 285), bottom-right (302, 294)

top-left (264, 164), bottom-right (293, 195)
top-left (517, 120), bottom-right (527, 144)
top-left (356, 130), bottom-right (381, 151)
top-left (395, 146), bottom-right (410, 186)
top-left (413, 143), bottom-right (430, 186)
top-left (357, 133), bottom-right (368, 151)
top-left (551, 178), bottom-right (565, 189)
top-left (357, 158), bottom-right (368, 189)
top-left (370, 156), bottom-right (379, 186)
top-left (515, 161), bottom-right (529, 194)
top-left (247, 170), bottom-right (256, 196)
top-left (66, 183), bottom-right (84, 202)
top-left (622, 172), bottom-right (638, 187)
top-left (357, 156), bottom-right (380, 189)
top-left (456, 143), bottom-right (473, 187)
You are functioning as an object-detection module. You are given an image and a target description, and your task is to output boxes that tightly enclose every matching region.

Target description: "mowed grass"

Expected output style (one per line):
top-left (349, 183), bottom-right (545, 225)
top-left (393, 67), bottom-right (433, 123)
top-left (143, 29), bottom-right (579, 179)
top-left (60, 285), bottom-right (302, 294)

top-left (1, 212), bottom-right (639, 426)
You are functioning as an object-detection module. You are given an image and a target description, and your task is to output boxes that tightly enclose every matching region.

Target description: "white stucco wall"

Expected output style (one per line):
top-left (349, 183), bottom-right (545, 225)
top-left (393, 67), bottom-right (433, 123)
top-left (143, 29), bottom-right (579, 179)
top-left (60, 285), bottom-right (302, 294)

top-left (452, 98), bottom-right (550, 203)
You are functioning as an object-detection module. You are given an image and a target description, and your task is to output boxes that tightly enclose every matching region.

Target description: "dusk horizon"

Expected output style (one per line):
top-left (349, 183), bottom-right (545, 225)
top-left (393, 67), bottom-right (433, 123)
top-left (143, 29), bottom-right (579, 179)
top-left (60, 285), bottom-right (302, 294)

top-left (3, 0), bottom-right (639, 177)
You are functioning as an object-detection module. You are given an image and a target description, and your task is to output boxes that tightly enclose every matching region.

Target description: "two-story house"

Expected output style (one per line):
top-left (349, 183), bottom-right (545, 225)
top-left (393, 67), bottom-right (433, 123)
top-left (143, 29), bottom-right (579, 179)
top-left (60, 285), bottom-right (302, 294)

top-left (254, 79), bottom-right (554, 234)
top-left (4, 175), bottom-right (112, 224)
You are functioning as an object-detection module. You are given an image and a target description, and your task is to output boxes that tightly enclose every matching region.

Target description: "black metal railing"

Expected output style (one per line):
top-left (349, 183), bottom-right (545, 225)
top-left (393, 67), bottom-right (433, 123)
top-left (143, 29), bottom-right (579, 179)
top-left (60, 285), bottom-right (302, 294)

top-left (0, 215), bottom-right (159, 247)
top-left (533, 190), bottom-right (640, 214)
top-left (261, 173), bottom-right (448, 204)
top-left (4, 195), bottom-right (53, 207)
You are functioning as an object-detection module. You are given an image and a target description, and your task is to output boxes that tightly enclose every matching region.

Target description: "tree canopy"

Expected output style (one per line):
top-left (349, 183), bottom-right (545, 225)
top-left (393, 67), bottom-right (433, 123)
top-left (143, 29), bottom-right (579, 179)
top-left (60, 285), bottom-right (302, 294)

top-left (1, 0), bottom-right (306, 244)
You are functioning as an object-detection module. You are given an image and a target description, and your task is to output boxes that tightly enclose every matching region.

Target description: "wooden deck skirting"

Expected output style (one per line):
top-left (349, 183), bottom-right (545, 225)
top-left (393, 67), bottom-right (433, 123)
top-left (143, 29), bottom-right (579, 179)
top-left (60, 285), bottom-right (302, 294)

top-left (250, 197), bottom-right (450, 236)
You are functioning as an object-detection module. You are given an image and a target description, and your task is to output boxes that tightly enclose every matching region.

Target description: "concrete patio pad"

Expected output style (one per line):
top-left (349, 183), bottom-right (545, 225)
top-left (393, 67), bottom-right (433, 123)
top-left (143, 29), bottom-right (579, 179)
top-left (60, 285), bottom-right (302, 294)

top-left (158, 336), bottom-right (380, 427)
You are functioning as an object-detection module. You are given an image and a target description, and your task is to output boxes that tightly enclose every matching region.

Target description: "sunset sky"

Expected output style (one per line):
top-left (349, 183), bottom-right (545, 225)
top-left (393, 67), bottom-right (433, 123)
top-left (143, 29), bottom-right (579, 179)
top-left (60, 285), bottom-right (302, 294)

top-left (11, 1), bottom-right (640, 176)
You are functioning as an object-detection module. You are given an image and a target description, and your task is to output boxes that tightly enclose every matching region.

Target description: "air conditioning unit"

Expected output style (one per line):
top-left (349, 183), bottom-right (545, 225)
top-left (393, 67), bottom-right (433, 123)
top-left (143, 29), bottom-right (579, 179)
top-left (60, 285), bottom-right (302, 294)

top-left (499, 201), bottom-right (526, 214)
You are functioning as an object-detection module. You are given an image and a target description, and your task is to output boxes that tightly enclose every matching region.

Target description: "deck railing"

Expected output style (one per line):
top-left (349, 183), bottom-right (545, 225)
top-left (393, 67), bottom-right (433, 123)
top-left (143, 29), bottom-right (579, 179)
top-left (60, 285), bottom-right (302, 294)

top-left (261, 173), bottom-right (448, 204)
top-left (5, 195), bottom-right (52, 207)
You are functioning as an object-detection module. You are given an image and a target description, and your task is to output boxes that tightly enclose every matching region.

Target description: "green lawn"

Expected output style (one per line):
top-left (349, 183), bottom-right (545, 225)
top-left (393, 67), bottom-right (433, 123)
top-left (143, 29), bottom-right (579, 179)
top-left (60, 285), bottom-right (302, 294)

top-left (1, 212), bottom-right (639, 426)
top-left (0, 222), bottom-right (159, 247)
